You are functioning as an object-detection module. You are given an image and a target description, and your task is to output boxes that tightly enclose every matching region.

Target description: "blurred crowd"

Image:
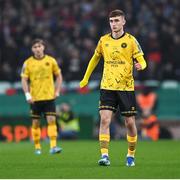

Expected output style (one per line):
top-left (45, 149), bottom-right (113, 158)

top-left (0, 0), bottom-right (180, 82)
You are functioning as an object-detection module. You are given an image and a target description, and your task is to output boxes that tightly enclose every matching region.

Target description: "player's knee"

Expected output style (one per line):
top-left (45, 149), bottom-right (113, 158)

top-left (125, 116), bottom-right (135, 128)
top-left (100, 114), bottom-right (111, 127)
top-left (47, 116), bottom-right (56, 125)
top-left (32, 119), bottom-right (40, 128)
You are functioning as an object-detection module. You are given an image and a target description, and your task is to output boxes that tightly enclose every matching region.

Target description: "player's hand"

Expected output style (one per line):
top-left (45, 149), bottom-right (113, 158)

top-left (80, 79), bottom-right (88, 88)
top-left (25, 92), bottom-right (34, 104)
top-left (27, 99), bottom-right (34, 104)
top-left (134, 62), bottom-right (142, 71)
top-left (54, 91), bottom-right (60, 98)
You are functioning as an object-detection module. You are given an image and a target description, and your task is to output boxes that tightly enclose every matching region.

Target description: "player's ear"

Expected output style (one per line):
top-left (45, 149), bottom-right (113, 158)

top-left (122, 17), bottom-right (126, 25)
top-left (42, 44), bottom-right (45, 51)
top-left (31, 46), bottom-right (34, 53)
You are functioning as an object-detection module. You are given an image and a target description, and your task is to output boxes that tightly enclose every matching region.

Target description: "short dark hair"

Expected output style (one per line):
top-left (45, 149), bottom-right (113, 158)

top-left (31, 38), bottom-right (46, 48)
top-left (109, 9), bottom-right (125, 18)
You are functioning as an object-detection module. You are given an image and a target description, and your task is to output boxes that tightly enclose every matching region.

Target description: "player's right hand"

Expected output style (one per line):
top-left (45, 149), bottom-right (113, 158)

top-left (25, 92), bottom-right (34, 104)
top-left (80, 79), bottom-right (88, 88)
top-left (134, 62), bottom-right (142, 71)
top-left (27, 99), bottom-right (34, 104)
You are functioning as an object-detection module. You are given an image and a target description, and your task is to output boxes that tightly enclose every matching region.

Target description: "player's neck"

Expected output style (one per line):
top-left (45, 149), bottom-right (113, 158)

top-left (34, 54), bottom-right (45, 60)
top-left (111, 30), bottom-right (125, 39)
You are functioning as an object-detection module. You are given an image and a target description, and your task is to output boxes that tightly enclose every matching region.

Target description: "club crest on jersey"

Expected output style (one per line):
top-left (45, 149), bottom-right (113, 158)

top-left (105, 43), bottom-right (109, 47)
top-left (45, 62), bottom-right (50, 66)
top-left (121, 43), bottom-right (127, 48)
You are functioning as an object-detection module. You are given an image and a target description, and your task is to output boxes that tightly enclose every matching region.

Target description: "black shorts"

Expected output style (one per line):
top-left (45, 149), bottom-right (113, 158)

top-left (99, 89), bottom-right (137, 116)
top-left (30, 99), bottom-right (56, 119)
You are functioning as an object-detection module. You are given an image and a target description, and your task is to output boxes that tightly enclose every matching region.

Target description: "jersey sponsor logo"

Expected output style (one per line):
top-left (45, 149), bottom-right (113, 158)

top-left (121, 42), bottom-right (127, 48)
top-left (106, 60), bottom-right (125, 65)
top-left (110, 50), bottom-right (121, 60)
top-left (108, 50), bottom-right (125, 66)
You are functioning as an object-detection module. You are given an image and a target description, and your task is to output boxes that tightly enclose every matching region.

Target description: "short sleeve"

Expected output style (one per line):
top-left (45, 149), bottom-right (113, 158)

top-left (21, 61), bottom-right (29, 78)
top-left (52, 58), bottom-right (61, 75)
top-left (132, 37), bottom-right (144, 59)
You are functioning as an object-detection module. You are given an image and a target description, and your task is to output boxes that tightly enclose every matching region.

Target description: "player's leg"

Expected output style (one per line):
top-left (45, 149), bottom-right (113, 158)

top-left (32, 118), bottom-right (41, 154)
top-left (30, 102), bottom-right (42, 154)
top-left (118, 91), bottom-right (137, 166)
top-left (46, 115), bottom-right (62, 154)
top-left (124, 115), bottom-right (137, 166)
top-left (45, 100), bottom-right (62, 154)
top-left (98, 89), bottom-right (118, 166)
top-left (98, 110), bottom-right (113, 166)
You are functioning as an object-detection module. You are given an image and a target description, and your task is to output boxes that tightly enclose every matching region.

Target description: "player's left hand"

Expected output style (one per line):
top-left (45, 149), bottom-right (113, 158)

top-left (80, 79), bottom-right (88, 88)
top-left (54, 91), bottom-right (60, 98)
top-left (134, 62), bottom-right (142, 71)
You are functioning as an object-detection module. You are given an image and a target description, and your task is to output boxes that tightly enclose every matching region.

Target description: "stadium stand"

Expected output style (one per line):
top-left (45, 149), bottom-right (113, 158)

top-left (0, 0), bottom-right (180, 81)
top-left (1, 0), bottom-right (180, 139)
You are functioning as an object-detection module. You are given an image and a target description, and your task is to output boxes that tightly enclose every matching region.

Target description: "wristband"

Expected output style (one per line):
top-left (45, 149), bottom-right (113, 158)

top-left (25, 92), bottom-right (32, 101)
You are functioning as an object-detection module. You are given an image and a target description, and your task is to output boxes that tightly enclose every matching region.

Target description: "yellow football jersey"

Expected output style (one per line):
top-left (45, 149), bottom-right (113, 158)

top-left (21, 55), bottom-right (61, 101)
top-left (95, 33), bottom-right (144, 91)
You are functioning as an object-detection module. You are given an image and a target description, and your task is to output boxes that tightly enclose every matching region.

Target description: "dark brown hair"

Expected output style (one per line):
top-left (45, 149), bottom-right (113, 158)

top-left (31, 38), bottom-right (46, 48)
top-left (109, 9), bottom-right (125, 18)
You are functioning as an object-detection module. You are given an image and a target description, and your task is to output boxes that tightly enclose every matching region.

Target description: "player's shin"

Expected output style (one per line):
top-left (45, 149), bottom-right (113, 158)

top-left (127, 134), bottom-right (137, 157)
top-left (47, 120), bottom-right (57, 148)
top-left (99, 134), bottom-right (110, 157)
top-left (31, 125), bottom-right (41, 150)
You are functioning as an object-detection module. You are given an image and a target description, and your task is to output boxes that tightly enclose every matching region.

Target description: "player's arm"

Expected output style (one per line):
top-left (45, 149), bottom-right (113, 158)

top-left (80, 53), bottom-right (101, 88)
top-left (52, 58), bottom-right (63, 98)
top-left (134, 56), bottom-right (147, 71)
top-left (21, 77), bottom-right (33, 104)
top-left (21, 61), bottom-right (33, 103)
top-left (132, 36), bottom-right (147, 71)
top-left (54, 71), bottom-right (63, 98)
top-left (80, 38), bottom-right (102, 88)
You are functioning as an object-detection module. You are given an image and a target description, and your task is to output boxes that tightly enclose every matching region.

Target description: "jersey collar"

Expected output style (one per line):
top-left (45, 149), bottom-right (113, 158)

top-left (110, 32), bottom-right (126, 40)
top-left (33, 55), bottom-right (46, 60)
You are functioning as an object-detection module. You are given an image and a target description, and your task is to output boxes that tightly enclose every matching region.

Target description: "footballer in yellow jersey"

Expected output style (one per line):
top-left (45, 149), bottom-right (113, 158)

top-left (80, 10), bottom-right (147, 167)
top-left (21, 39), bottom-right (63, 155)
top-left (21, 54), bottom-right (60, 101)
top-left (95, 32), bottom-right (144, 91)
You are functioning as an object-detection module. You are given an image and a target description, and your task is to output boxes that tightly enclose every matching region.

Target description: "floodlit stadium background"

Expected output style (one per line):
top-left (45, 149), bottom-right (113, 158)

top-left (0, 0), bottom-right (180, 141)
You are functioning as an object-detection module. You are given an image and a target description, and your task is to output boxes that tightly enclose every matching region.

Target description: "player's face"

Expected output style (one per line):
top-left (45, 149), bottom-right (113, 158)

top-left (32, 43), bottom-right (45, 57)
top-left (109, 16), bottom-right (126, 33)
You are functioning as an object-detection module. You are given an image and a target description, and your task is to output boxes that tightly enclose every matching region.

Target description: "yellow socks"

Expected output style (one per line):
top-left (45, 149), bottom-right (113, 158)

top-left (47, 121), bottom-right (58, 148)
top-left (31, 126), bottom-right (41, 150)
top-left (99, 134), bottom-right (137, 158)
top-left (99, 134), bottom-right (110, 156)
top-left (127, 135), bottom-right (137, 157)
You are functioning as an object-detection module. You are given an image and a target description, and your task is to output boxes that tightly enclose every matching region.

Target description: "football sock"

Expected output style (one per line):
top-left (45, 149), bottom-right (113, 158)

top-left (99, 134), bottom-right (110, 157)
top-left (47, 121), bottom-right (57, 148)
top-left (127, 134), bottom-right (137, 157)
top-left (31, 125), bottom-right (41, 150)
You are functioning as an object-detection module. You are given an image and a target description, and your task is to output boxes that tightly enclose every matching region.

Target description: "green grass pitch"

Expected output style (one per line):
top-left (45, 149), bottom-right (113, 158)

top-left (0, 140), bottom-right (179, 179)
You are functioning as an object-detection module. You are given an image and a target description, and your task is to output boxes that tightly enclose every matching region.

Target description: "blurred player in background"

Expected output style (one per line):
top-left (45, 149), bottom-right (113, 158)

top-left (80, 10), bottom-right (147, 166)
top-left (21, 39), bottom-right (63, 155)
